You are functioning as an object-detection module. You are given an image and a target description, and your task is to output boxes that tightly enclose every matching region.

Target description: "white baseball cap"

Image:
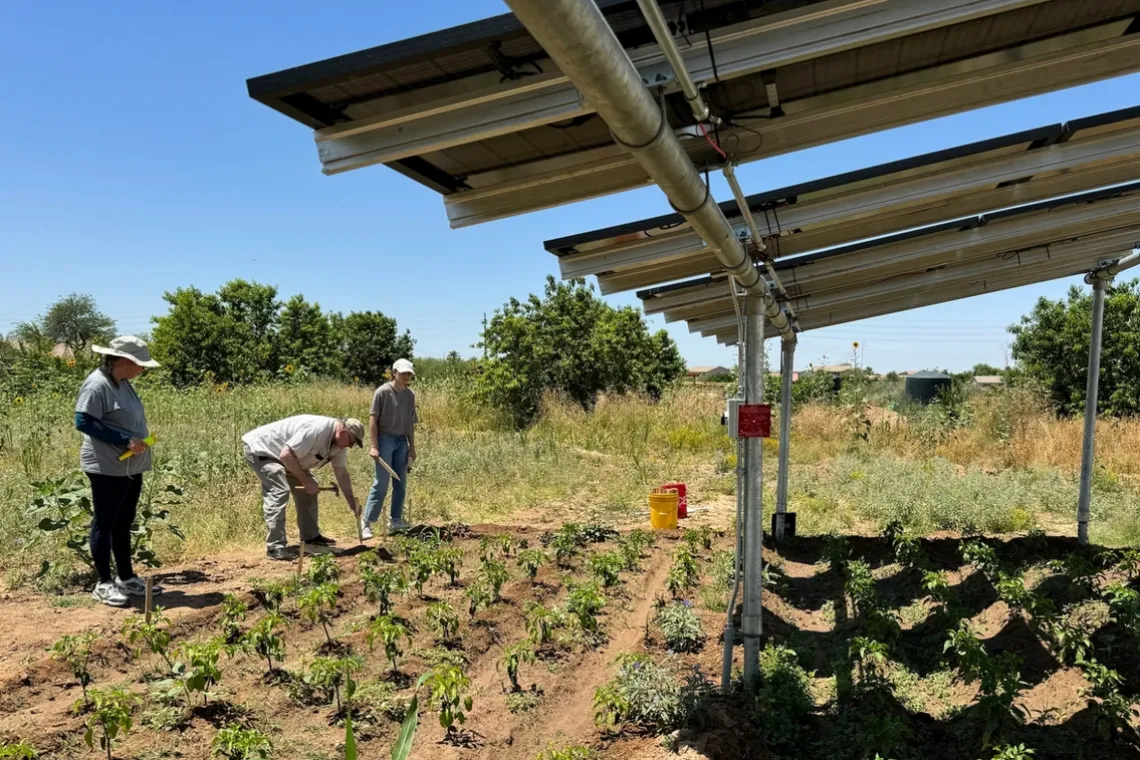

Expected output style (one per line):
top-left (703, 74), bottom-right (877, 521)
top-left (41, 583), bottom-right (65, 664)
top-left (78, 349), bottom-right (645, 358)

top-left (393, 358), bottom-right (415, 375)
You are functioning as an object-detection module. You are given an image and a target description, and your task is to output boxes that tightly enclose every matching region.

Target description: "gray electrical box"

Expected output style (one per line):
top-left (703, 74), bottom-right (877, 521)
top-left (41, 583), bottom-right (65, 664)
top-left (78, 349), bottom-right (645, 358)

top-left (726, 398), bottom-right (743, 439)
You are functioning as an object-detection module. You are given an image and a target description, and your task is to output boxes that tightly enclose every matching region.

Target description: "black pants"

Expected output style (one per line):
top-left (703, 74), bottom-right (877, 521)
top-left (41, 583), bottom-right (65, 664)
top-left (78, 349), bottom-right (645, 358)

top-left (86, 473), bottom-right (143, 584)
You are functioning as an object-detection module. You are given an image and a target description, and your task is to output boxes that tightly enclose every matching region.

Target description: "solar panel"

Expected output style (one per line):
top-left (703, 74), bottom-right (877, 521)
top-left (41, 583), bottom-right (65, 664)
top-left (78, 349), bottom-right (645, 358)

top-left (547, 105), bottom-right (1140, 294)
top-left (247, 0), bottom-right (1140, 228)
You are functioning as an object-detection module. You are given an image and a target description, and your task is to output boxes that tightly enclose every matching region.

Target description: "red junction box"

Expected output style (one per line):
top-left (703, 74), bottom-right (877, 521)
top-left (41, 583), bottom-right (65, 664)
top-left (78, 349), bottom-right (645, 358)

top-left (661, 482), bottom-right (688, 519)
top-left (737, 404), bottom-right (772, 438)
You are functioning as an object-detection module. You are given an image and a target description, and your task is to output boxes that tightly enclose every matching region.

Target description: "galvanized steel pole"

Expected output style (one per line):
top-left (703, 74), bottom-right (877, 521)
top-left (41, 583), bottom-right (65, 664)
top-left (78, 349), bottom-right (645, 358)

top-left (722, 331), bottom-right (745, 693)
top-left (775, 340), bottom-right (794, 540)
top-left (503, 0), bottom-right (795, 343)
top-left (635, 0), bottom-right (711, 123)
top-left (1077, 273), bottom-right (1109, 545)
top-left (741, 296), bottom-right (765, 684)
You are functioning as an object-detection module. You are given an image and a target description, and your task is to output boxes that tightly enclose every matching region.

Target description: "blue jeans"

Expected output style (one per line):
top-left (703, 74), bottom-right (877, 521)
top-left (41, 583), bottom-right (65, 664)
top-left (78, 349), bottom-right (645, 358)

top-left (364, 435), bottom-right (409, 525)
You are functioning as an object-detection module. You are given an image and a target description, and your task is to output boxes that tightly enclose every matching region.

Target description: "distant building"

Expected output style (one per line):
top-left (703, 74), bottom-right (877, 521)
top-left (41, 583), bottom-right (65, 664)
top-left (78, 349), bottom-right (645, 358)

top-left (973, 375), bottom-right (1005, 387)
top-left (687, 365), bottom-right (732, 380)
top-left (769, 370), bottom-right (800, 382)
top-left (811, 363), bottom-right (854, 374)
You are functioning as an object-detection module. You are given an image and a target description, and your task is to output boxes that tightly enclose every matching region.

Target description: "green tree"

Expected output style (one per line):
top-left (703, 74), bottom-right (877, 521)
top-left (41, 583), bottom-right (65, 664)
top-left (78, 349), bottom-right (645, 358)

top-left (35, 293), bottom-right (117, 353)
top-left (479, 277), bottom-right (685, 426)
top-left (335, 310), bottom-right (414, 385)
top-left (275, 295), bottom-right (338, 377)
top-left (1009, 279), bottom-right (1140, 415)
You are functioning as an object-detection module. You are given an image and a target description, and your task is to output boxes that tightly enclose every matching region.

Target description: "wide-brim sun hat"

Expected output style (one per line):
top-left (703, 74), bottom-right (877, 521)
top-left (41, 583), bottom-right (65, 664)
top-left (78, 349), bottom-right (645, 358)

top-left (91, 335), bottom-right (161, 368)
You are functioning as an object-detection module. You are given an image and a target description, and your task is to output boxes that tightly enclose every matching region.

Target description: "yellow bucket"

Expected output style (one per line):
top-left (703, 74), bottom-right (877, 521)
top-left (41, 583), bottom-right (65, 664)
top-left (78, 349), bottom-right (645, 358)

top-left (649, 488), bottom-right (679, 530)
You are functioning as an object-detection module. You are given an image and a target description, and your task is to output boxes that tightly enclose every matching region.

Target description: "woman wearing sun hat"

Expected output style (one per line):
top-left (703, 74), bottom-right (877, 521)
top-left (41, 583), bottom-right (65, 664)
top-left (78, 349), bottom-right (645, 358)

top-left (75, 335), bottom-right (161, 607)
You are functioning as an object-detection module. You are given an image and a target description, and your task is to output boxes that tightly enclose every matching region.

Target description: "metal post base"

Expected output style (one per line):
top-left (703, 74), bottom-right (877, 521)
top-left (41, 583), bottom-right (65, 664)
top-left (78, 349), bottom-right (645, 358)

top-left (772, 512), bottom-right (797, 539)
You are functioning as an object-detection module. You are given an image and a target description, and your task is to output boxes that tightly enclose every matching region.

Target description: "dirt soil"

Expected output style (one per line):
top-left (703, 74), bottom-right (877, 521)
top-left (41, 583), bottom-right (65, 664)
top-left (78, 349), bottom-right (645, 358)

top-left (1, 524), bottom-right (1138, 760)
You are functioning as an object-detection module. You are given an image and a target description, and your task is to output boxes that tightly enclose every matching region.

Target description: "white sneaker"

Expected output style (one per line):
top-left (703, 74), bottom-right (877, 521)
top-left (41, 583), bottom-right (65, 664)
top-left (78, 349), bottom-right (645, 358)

top-left (115, 576), bottom-right (162, 597)
top-left (361, 521), bottom-right (374, 540)
top-left (92, 581), bottom-right (129, 607)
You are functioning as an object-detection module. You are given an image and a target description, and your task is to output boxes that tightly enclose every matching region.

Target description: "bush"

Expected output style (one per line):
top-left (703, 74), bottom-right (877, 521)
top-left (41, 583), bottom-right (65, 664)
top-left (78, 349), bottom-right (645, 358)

top-left (594, 655), bottom-right (707, 732)
top-left (211, 725), bottom-right (272, 760)
top-left (566, 582), bottom-right (606, 634)
top-left (654, 601), bottom-right (705, 653)
top-left (0, 741), bottom-right (38, 759)
top-left (752, 645), bottom-right (814, 753)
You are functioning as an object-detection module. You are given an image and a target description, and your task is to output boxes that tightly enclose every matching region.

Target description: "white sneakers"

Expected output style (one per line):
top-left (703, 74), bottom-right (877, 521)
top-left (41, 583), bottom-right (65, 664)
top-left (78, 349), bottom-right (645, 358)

top-left (92, 581), bottom-right (128, 607)
top-left (91, 576), bottom-right (162, 607)
top-left (360, 519), bottom-right (408, 540)
top-left (361, 521), bottom-right (374, 540)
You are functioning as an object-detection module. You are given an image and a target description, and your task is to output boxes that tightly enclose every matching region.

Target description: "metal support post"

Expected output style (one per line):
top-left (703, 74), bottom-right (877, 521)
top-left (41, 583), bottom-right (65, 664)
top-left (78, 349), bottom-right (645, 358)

top-left (774, 340), bottom-right (794, 540)
top-left (1077, 273), bottom-right (1109, 545)
top-left (741, 295), bottom-right (765, 686)
top-left (722, 328), bottom-right (745, 693)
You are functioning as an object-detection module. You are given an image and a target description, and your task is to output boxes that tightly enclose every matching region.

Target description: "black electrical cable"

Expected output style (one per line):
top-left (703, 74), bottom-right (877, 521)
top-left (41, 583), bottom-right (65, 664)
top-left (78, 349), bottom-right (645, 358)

top-left (700, 0), bottom-right (720, 82)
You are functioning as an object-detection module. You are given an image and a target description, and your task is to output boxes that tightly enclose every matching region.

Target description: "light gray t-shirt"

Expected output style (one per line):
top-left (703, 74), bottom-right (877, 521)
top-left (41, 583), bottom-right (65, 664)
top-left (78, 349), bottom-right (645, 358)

top-left (241, 415), bottom-right (348, 471)
top-left (76, 369), bottom-right (151, 476)
top-left (369, 383), bottom-right (418, 437)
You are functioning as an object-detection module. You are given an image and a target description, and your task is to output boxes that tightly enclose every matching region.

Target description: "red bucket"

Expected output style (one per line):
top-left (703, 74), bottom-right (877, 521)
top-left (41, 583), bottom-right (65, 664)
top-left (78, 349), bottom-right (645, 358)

top-left (661, 483), bottom-right (688, 519)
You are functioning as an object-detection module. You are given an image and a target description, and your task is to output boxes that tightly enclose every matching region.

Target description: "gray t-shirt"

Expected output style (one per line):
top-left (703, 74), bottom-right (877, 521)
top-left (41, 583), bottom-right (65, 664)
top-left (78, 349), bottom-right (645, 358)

top-left (76, 369), bottom-right (151, 476)
top-left (369, 383), bottom-right (418, 437)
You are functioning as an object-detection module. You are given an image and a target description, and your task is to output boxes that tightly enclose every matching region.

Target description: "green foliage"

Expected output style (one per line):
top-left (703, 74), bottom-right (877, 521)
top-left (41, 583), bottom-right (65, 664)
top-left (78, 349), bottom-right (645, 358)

top-left (500, 641), bottom-right (536, 692)
top-left (307, 655), bottom-right (364, 715)
top-left (988, 746), bottom-right (1035, 760)
top-left (479, 534), bottom-right (519, 561)
top-left (1079, 657), bottom-right (1139, 743)
top-left (307, 553), bottom-right (340, 585)
top-left (517, 548), bottom-right (548, 580)
top-left (29, 292), bottom-right (116, 353)
top-left (525, 602), bottom-right (565, 646)
top-left (550, 532), bottom-right (581, 568)
top-left (536, 743), bottom-right (591, 760)
top-left (219, 594), bottom-right (248, 644)
top-left (922, 571), bottom-right (953, 607)
top-left (50, 632), bottom-right (98, 706)
top-left (478, 558), bottom-right (510, 601)
top-left (360, 563), bottom-right (406, 616)
top-left (436, 546), bottom-right (465, 586)
top-left (753, 645), bottom-right (814, 753)
top-left (0, 741), bottom-right (38, 759)
top-left (566, 582), bottom-right (606, 634)
top-left (962, 540), bottom-right (1002, 577)
top-left (425, 663), bottom-right (474, 735)
top-left (589, 552), bottom-right (624, 589)
top-left (465, 581), bottom-right (492, 618)
top-left (240, 611), bottom-right (286, 673)
top-left (426, 601), bottom-right (461, 644)
top-left (944, 622), bottom-right (1027, 748)
top-left (336, 310), bottom-right (415, 387)
top-left (681, 525), bottom-right (713, 552)
top-left (594, 654), bottom-right (706, 732)
top-left (83, 686), bottom-right (140, 760)
top-left (478, 276), bottom-right (685, 426)
top-left (297, 582), bottom-right (340, 645)
top-left (123, 608), bottom-right (174, 668)
top-left (367, 615), bottom-right (411, 673)
top-left (823, 533), bottom-right (851, 571)
top-left (408, 547), bottom-right (438, 595)
top-left (249, 578), bottom-right (287, 613)
top-left (1009, 279), bottom-right (1140, 415)
top-left (666, 545), bottom-right (700, 598)
top-left (654, 600), bottom-right (704, 653)
top-left (211, 725), bottom-right (272, 759)
top-left (174, 638), bottom-right (224, 705)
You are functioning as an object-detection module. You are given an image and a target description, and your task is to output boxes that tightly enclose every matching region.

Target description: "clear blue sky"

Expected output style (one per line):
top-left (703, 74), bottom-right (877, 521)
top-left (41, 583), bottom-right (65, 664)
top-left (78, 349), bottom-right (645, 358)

top-left (2, 1), bottom-right (1138, 373)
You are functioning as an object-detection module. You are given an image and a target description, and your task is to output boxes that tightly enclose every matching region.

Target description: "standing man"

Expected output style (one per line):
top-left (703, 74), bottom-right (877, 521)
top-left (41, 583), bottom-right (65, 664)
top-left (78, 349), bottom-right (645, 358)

top-left (242, 415), bottom-right (365, 560)
top-left (362, 359), bottom-right (418, 538)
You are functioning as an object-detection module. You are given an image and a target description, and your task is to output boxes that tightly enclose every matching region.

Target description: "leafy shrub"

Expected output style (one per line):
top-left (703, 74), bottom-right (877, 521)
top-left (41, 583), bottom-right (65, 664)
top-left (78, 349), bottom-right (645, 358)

top-left (307, 553), bottom-right (340, 585)
top-left (240, 611), bottom-right (286, 674)
top-left (594, 655), bottom-right (705, 732)
top-left (989, 746), bottom-right (1035, 760)
top-left (83, 686), bottom-right (140, 760)
top-left (367, 615), bottom-right (411, 673)
top-left (425, 663), bottom-right (474, 736)
top-left (211, 725), bottom-right (272, 759)
top-left (962, 541), bottom-right (1001, 577)
top-left (536, 744), bottom-right (591, 760)
top-left (922, 571), bottom-right (952, 607)
top-left (681, 525), bottom-right (713, 552)
top-left (589, 552), bottom-right (624, 589)
top-left (297, 582), bottom-right (340, 645)
top-left (408, 548), bottom-right (438, 595)
top-left (436, 546), bottom-right (465, 586)
top-left (566, 582), bottom-right (606, 634)
top-left (175, 638), bottom-right (224, 706)
top-left (361, 564), bottom-right (406, 616)
top-left (654, 601), bottom-right (705, 653)
top-left (249, 578), bottom-right (287, 612)
top-left (1080, 657), bottom-right (1139, 743)
top-left (426, 601), bottom-right (461, 644)
top-left (823, 533), bottom-right (851, 571)
top-left (219, 594), bottom-right (248, 643)
top-left (479, 558), bottom-right (510, 601)
top-left (944, 622), bottom-right (1026, 747)
top-left (500, 641), bottom-right (536, 692)
top-left (550, 532), bottom-right (580, 567)
top-left (666, 545), bottom-right (700, 597)
top-left (0, 741), bottom-right (38, 759)
top-left (517, 548), bottom-right (548, 580)
top-left (525, 602), bottom-right (565, 645)
top-left (50, 632), bottom-right (98, 707)
top-left (123, 608), bottom-right (174, 669)
top-left (307, 655), bottom-right (363, 715)
top-left (753, 645), bottom-right (814, 753)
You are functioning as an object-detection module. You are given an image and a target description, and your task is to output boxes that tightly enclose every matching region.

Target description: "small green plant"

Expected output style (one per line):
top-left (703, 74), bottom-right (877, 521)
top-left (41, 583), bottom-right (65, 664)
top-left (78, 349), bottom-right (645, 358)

top-left (308, 655), bottom-right (364, 715)
top-left (850, 636), bottom-right (891, 682)
top-left (426, 601), bottom-right (461, 644)
top-left (754, 644), bottom-right (814, 752)
top-left (893, 535), bottom-right (923, 567)
top-left (566, 582), bottom-right (606, 634)
top-left (82, 686), bottom-right (140, 760)
top-left (517, 548), bottom-right (548, 580)
top-left (240, 611), bottom-right (286, 674)
top-left (844, 560), bottom-right (878, 617)
top-left (1080, 657), bottom-right (1139, 743)
top-left (593, 682), bottom-right (630, 728)
top-left (525, 601), bottom-right (564, 645)
top-left (425, 663), bottom-right (474, 737)
top-left (994, 572), bottom-right (1034, 613)
top-left (249, 577), bottom-right (287, 612)
top-left (589, 552), bottom-right (624, 589)
top-left (594, 654), bottom-right (701, 731)
top-left (50, 632), bottom-right (98, 707)
top-left (360, 564), bottom-right (406, 616)
top-left (307, 552), bottom-right (340, 585)
top-left (537, 744), bottom-right (591, 760)
top-left (1047, 553), bottom-right (1099, 596)
top-left (963, 540), bottom-right (1001, 577)
top-left (175, 638), bottom-right (224, 706)
top-left (465, 581), bottom-right (492, 618)
top-left (500, 641), bottom-right (536, 692)
top-left (617, 539), bottom-right (642, 572)
top-left (944, 621), bottom-right (1026, 748)
top-left (479, 558), bottom-right (510, 601)
top-left (123, 608), bottom-right (174, 669)
top-left (823, 533), bottom-right (850, 571)
top-left (0, 741), bottom-right (38, 759)
top-left (666, 545), bottom-right (700, 597)
top-left (989, 746), bottom-right (1035, 760)
top-left (298, 582), bottom-right (340, 646)
top-left (211, 724), bottom-right (272, 759)
top-left (409, 548), bottom-right (438, 595)
top-left (219, 594), bottom-right (248, 643)
top-left (550, 532), bottom-right (580, 567)
top-left (436, 546), bottom-right (465, 586)
top-left (367, 615), bottom-right (412, 673)
top-left (922, 571), bottom-right (952, 607)
top-left (654, 600), bottom-right (705, 653)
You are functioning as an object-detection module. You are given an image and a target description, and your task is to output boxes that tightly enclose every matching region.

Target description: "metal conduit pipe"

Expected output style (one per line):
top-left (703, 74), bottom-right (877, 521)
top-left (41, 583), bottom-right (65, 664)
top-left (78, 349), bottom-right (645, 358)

top-left (774, 340), bottom-right (794, 540)
top-left (741, 295), bottom-right (766, 685)
top-left (723, 165), bottom-right (799, 324)
top-left (1077, 271), bottom-right (1109, 545)
top-left (1108, 249), bottom-right (1140, 275)
top-left (635, 0), bottom-right (713, 123)
top-left (722, 330), bottom-right (745, 693)
top-left (503, 0), bottom-right (795, 344)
